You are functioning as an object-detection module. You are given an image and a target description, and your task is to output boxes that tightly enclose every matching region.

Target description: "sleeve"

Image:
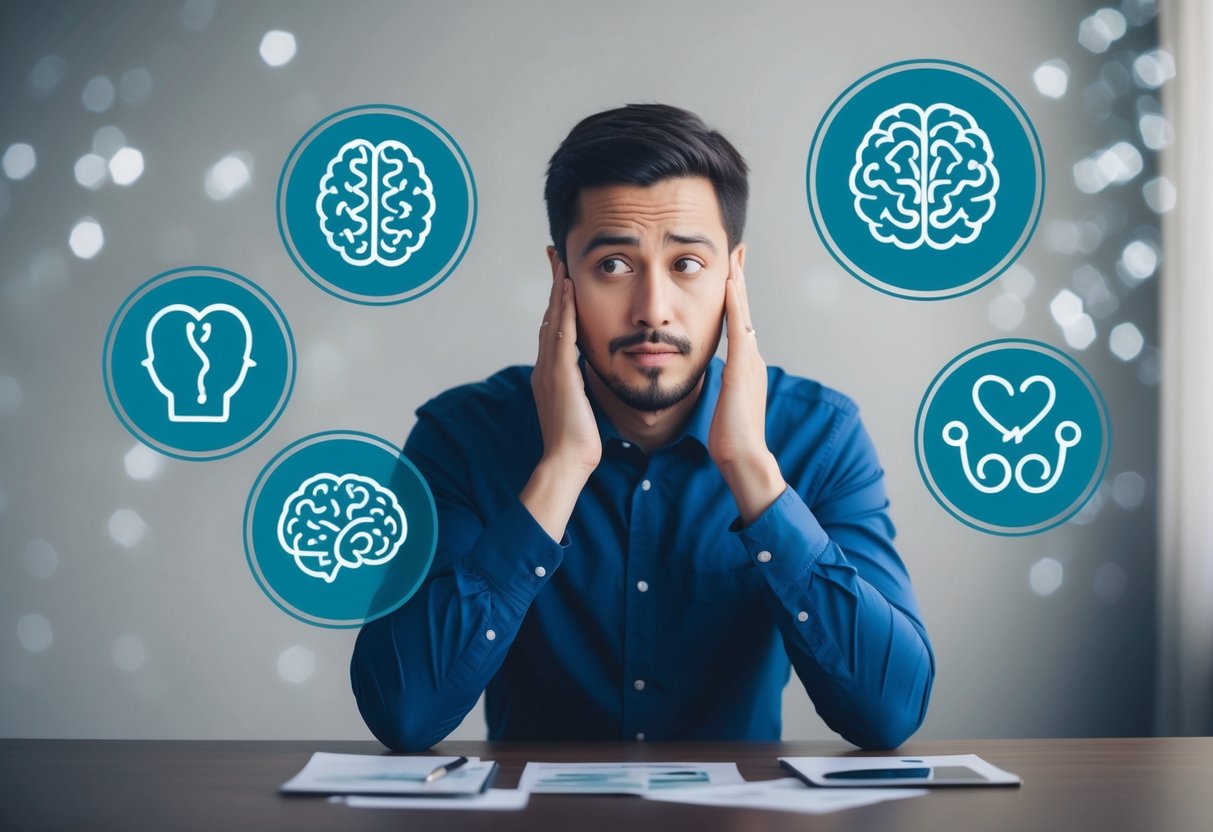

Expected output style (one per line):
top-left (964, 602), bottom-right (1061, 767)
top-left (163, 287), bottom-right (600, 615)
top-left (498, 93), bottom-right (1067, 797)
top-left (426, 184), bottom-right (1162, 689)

top-left (349, 407), bottom-right (566, 752)
top-left (731, 406), bottom-right (935, 750)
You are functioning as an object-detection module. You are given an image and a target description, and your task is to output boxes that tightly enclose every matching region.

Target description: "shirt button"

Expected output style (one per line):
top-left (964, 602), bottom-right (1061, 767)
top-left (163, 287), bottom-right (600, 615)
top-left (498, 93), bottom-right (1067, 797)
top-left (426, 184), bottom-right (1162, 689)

top-left (634, 679), bottom-right (646, 691)
top-left (485, 629), bottom-right (496, 641)
top-left (757, 550), bottom-right (772, 563)
top-left (797, 611), bottom-right (809, 622)
top-left (641, 479), bottom-right (651, 491)
top-left (534, 566), bottom-right (546, 578)
top-left (636, 580), bottom-right (649, 593)
top-left (635, 732), bottom-right (646, 741)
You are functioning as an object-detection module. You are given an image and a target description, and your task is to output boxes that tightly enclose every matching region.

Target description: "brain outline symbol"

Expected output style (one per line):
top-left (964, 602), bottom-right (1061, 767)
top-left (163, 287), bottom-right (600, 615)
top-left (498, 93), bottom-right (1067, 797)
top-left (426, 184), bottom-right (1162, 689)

top-left (276, 472), bottom-right (408, 584)
top-left (316, 139), bottom-right (436, 267)
top-left (848, 102), bottom-right (1000, 251)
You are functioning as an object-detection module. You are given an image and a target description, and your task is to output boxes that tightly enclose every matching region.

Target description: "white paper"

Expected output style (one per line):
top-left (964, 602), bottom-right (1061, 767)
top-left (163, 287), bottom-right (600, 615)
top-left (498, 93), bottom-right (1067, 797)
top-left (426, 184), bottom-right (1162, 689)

top-left (280, 752), bottom-right (495, 795)
top-left (779, 754), bottom-right (1021, 787)
top-left (333, 789), bottom-right (530, 811)
top-left (518, 761), bottom-right (744, 794)
top-left (643, 777), bottom-right (927, 814)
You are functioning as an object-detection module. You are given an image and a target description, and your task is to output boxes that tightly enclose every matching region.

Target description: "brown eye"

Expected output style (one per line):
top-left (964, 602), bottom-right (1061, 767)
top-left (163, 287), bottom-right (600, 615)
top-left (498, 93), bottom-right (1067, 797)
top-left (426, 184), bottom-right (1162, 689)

top-left (601, 258), bottom-right (631, 275)
top-left (674, 258), bottom-right (703, 274)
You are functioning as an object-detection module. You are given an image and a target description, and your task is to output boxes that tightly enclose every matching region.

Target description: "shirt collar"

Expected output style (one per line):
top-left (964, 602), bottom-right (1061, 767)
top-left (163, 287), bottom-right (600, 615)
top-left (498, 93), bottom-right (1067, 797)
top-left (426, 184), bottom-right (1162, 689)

top-left (580, 355), bottom-right (723, 454)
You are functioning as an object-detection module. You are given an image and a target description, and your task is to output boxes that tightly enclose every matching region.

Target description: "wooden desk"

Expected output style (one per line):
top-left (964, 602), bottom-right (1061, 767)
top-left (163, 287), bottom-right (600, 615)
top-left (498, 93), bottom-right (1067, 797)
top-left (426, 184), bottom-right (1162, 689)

top-left (4, 737), bottom-right (1210, 831)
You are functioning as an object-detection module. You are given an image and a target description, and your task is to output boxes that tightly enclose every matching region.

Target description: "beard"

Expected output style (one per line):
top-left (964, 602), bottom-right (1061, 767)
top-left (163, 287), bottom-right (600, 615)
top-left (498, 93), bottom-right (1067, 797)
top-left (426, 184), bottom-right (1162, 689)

top-left (581, 329), bottom-right (713, 414)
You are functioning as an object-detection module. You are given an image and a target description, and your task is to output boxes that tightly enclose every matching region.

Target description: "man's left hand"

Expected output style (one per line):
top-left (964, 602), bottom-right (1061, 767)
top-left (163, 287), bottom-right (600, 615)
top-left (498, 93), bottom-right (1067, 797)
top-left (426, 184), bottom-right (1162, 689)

top-left (708, 264), bottom-right (787, 526)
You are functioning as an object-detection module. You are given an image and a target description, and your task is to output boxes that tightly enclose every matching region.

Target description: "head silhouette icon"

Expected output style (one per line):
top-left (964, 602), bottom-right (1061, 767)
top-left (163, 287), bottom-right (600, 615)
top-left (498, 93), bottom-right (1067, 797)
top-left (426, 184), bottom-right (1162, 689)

top-left (141, 303), bottom-right (256, 423)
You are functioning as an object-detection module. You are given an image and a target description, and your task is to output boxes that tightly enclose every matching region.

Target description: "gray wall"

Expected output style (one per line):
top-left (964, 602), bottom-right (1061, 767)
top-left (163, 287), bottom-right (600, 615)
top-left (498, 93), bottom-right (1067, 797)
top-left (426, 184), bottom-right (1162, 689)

top-left (0, 0), bottom-right (1161, 740)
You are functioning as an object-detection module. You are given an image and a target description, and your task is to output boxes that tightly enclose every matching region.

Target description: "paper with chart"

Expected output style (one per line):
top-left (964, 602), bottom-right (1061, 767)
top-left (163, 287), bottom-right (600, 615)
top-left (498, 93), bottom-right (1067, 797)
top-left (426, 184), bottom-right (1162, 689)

top-left (334, 789), bottom-right (529, 811)
top-left (280, 752), bottom-right (496, 796)
top-left (518, 761), bottom-right (743, 795)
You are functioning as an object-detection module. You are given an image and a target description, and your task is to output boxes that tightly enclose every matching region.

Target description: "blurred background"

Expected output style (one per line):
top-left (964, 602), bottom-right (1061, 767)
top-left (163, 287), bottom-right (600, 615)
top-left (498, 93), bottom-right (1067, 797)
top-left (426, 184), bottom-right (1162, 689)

top-left (2, 0), bottom-right (1208, 742)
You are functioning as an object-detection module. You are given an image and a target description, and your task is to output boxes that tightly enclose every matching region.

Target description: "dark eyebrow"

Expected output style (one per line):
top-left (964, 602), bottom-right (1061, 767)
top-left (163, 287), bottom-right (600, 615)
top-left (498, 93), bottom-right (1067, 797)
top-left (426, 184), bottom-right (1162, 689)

top-left (579, 231), bottom-right (718, 257)
top-left (580, 234), bottom-right (640, 257)
top-left (666, 233), bottom-right (717, 253)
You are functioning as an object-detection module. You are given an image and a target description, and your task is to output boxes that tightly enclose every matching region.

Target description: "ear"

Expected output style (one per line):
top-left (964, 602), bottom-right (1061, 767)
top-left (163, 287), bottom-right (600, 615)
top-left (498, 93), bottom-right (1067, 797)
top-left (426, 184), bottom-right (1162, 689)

top-left (730, 243), bottom-right (746, 275)
top-left (546, 245), bottom-right (562, 280)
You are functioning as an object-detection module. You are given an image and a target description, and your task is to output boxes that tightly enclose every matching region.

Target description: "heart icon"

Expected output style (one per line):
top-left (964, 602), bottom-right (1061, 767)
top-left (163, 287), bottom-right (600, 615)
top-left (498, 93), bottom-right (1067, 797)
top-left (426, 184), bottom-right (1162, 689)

top-left (971, 374), bottom-right (1055, 445)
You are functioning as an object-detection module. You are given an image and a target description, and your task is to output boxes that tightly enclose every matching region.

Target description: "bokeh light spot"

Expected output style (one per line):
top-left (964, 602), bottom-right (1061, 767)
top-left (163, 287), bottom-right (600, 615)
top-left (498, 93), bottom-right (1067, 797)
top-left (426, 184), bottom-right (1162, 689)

top-left (28, 55), bottom-right (67, 95)
top-left (22, 540), bottom-right (59, 579)
top-left (1050, 289), bottom-right (1084, 327)
top-left (1142, 177), bottom-right (1176, 213)
top-left (1109, 322), bottom-right (1145, 361)
top-left (180, 0), bottom-right (217, 32)
top-left (277, 645), bottom-right (315, 684)
top-left (1120, 240), bottom-right (1159, 282)
top-left (75, 153), bottom-right (109, 190)
top-left (1078, 8), bottom-right (1127, 54)
top-left (111, 635), bottom-right (148, 673)
top-left (1093, 562), bottom-right (1128, 604)
top-left (1063, 314), bottom-right (1097, 350)
top-left (1033, 60), bottom-right (1070, 98)
top-left (92, 126), bottom-right (127, 158)
top-left (204, 153), bottom-right (252, 201)
top-left (124, 443), bottom-right (164, 481)
top-left (119, 67), bottom-right (153, 104)
top-left (1133, 49), bottom-right (1176, 88)
top-left (108, 147), bottom-right (144, 186)
top-left (987, 293), bottom-right (1024, 331)
top-left (3, 143), bottom-right (37, 180)
top-left (69, 218), bottom-right (104, 259)
top-left (17, 614), bottom-right (53, 653)
top-left (1112, 471), bottom-right (1146, 509)
top-left (82, 76), bottom-right (115, 113)
top-left (259, 30), bottom-right (297, 67)
top-left (1030, 558), bottom-right (1065, 596)
top-left (108, 508), bottom-right (148, 549)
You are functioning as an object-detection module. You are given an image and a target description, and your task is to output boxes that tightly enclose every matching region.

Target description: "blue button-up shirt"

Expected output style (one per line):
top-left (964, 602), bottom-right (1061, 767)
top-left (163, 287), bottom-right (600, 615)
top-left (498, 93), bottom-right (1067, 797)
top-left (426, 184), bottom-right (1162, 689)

top-left (351, 357), bottom-right (934, 750)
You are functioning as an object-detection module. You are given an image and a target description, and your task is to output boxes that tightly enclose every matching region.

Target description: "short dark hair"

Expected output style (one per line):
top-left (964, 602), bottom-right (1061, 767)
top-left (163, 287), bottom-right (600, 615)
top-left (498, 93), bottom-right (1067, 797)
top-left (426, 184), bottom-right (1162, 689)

top-left (544, 103), bottom-right (749, 263)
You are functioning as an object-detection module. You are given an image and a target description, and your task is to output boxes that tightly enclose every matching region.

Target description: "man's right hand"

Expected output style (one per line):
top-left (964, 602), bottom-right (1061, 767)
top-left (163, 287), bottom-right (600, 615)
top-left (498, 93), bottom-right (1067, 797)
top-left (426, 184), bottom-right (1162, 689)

top-left (521, 260), bottom-right (601, 542)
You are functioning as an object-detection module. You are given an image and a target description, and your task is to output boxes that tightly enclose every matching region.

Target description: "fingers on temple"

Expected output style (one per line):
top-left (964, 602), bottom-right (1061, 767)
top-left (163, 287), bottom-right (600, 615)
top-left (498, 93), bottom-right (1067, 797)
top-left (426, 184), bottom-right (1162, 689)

top-left (558, 277), bottom-right (577, 357)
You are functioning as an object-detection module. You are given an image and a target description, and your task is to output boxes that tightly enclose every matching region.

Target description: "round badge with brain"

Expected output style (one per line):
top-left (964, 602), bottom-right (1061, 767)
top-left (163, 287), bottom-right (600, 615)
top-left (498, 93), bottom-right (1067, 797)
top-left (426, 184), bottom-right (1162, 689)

top-left (807, 59), bottom-right (1044, 300)
top-left (245, 431), bottom-right (437, 627)
top-left (277, 104), bottom-right (476, 305)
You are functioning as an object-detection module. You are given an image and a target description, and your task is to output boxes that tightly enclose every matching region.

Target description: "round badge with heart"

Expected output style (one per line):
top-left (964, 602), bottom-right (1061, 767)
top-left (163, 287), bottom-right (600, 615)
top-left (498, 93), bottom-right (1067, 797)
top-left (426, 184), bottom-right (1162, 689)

top-left (915, 339), bottom-right (1110, 535)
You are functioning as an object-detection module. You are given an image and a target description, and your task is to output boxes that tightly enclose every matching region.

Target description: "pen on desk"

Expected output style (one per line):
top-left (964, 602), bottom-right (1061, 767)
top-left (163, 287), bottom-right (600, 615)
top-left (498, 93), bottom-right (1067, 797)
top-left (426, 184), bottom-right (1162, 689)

top-left (423, 756), bottom-right (469, 783)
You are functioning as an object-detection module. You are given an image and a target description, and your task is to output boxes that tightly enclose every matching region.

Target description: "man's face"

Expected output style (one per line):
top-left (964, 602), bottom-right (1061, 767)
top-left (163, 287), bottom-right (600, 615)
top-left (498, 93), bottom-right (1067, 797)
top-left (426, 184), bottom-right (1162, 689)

top-left (560, 176), bottom-right (738, 414)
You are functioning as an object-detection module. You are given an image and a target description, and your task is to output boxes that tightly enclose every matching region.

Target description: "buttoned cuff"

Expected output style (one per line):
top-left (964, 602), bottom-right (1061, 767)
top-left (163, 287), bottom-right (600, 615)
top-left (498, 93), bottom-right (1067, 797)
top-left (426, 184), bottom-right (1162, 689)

top-left (465, 498), bottom-right (567, 613)
top-left (731, 485), bottom-right (831, 589)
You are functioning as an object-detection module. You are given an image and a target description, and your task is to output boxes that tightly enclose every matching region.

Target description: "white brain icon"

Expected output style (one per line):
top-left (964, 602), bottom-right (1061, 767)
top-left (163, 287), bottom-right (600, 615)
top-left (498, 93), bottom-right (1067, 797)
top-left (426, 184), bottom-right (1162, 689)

top-left (277, 473), bottom-right (407, 583)
top-left (849, 103), bottom-right (999, 250)
top-left (316, 139), bottom-right (435, 267)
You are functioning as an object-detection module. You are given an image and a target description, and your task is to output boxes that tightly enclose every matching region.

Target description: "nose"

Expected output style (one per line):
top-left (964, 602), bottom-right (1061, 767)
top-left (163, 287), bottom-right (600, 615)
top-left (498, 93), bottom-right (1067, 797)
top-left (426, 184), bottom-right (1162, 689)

top-left (630, 268), bottom-right (672, 331)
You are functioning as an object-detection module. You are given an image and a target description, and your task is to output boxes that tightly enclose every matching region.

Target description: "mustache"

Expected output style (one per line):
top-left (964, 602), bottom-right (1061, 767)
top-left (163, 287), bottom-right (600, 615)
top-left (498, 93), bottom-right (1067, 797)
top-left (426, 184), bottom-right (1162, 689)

top-left (609, 329), bottom-right (692, 355)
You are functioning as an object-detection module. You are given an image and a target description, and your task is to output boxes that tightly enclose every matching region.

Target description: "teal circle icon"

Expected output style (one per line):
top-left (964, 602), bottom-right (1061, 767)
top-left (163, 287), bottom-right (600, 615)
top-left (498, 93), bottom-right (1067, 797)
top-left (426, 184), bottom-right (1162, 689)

top-left (244, 431), bottom-right (438, 628)
top-left (915, 340), bottom-right (1110, 536)
top-left (277, 104), bottom-right (477, 305)
top-left (808, 59), bottom-right (1044, 300)
top-left (103, 266), bottom-right (295, 461)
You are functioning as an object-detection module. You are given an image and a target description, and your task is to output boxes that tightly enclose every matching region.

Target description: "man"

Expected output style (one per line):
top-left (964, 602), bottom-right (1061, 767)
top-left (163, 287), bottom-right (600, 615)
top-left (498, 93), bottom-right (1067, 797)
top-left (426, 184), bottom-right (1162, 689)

top-left (351, 104), bottom-right (934, 751)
